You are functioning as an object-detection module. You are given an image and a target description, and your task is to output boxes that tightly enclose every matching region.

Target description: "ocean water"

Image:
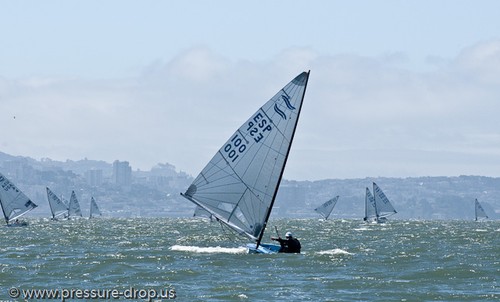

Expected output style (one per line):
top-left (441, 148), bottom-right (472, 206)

top-left (1, 218), bottom-right (498, 301)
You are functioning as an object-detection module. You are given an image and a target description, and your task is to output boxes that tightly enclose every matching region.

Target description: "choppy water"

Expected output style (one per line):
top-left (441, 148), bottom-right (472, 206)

top-left (1, 218), bottom-right (498, 301)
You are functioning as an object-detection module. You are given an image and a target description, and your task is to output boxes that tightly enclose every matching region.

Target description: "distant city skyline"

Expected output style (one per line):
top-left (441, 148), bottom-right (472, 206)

top-left (1, 1), bottom-right (500, 180)
top-left (1, 150), bottom-right (498, 219)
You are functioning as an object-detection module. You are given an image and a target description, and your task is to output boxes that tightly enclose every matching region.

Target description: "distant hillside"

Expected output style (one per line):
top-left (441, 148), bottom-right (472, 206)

top-left (0, 151), bottom-right (498, 220)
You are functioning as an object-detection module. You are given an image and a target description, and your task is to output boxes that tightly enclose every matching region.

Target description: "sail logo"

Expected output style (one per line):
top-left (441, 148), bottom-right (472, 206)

top-left (274, 93), bottom-right (295, 120)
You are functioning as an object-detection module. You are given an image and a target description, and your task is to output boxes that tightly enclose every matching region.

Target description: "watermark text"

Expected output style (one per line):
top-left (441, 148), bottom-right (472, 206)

top-left (7, 286), bottom-right (176, 301)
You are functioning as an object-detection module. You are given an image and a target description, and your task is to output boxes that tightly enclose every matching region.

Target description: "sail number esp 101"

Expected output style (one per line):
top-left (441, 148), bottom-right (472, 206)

top-left (223, 112), bottom-right (272, 163)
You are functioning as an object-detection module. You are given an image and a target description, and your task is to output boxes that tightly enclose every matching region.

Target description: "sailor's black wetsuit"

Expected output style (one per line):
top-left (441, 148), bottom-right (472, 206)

top-left (272, 237), bottom-right (301, 253)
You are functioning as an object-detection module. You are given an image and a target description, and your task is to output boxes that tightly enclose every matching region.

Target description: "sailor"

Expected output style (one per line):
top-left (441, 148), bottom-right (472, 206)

top-left (271, 231), bottom-right (301, 253)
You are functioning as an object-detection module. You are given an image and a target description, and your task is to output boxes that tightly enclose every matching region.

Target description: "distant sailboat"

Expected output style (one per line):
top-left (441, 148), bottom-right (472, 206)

top-left (68, 191), bottom-right (83, 218)
top-left (314, 196), bottom-right (339, 220)
top-left (474, 199), bottom-right (488, 221)
top-left (364, 187), bottom-right (377, 223)
top-left (46, 187), bottom-right (69, 220)
top-left (89, 197), bottom-right (102, 218)
top-left (364, 182), bottom-right (397, 223)
top-left (0, 172), bottom-right (38, 226)
top-left (193, 205), bottom-right (215, 221)
top-left (181, 71), bottom-right (310, 254)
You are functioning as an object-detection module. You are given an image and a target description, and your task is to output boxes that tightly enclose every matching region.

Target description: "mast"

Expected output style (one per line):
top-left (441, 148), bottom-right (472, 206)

top-left (372, 183), bottom-right (380, 222)
top-left (90, 199), bottom-right (93, 219)
top-left (364, 188), bottom-right (369, 221)
top-left (475, 199), bottom-right (478, 221)
top-left (255, 70), bottom-right (310, 248)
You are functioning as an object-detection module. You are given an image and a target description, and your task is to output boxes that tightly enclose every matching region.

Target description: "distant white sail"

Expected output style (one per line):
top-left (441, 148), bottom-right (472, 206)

top-left (61, 196), bottom-right (69, 208)
top-left (0, 172), bottom-right (38, 224)
top-left (364, 188), bottom-right (377, 222)
top-left (314, 196), bottom-right (339, 220)
top-left (46, 187), bottom-right (69, 220)
top-left (474, 199), bottom-right (488, 221)
top-left (89, 197), bottom-right (102, 218)
top-left (373, 182), bottom-right (397, 218)
top-left (181, 71), bottom-right (310, 252)
top-left (193, 205), bottom-right (215, 221)
top-left (68, 191), bottom-right (83, 218)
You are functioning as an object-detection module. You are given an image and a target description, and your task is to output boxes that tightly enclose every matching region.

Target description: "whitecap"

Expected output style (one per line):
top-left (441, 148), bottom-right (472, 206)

top-left (170, 245), bottom-right (247, 254)
top-left (353, 227), bottom-right (371, 231)
top-left (317, 248), bottom-right (354, 256)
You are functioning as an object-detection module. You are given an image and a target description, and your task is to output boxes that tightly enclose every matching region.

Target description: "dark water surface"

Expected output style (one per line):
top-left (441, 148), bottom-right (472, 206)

top-left (1, 218), bottom-right (498, 301)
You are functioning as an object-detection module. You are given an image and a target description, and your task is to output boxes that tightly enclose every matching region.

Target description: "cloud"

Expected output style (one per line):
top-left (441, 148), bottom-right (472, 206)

top-left (1, 42), bottom-right (500, 179)
top-left (454, 40), bottom-right (500, 81)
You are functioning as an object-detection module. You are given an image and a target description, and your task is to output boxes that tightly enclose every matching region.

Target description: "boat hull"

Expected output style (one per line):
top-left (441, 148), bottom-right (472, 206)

top-left (6, 222), bottom-right (28, 227)
top-left (365, 217), bottom-right (388, 224)
top-left (247, 243), bottom-right (281, 254)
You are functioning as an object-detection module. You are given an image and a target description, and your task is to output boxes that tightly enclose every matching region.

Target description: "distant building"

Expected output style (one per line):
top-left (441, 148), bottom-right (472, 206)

top-left (112, 160), bottom-right (131, 186)
top-left (86, 169), bottom-right (103, 187)
top-left (2, 160), bottom-right (36, 182)
top-left (2, 160), bottom-right (23, 177)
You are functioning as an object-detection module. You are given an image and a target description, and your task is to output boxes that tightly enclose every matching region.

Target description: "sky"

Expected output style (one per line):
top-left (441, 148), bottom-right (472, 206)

top-left (1, 0), bottom-right (500, 180)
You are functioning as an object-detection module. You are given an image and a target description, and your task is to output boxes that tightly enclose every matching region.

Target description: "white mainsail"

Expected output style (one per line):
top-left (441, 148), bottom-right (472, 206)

top-left (68, 190), bottom-right (83, 218)
top-left (373, 182), bottom-right (397, 218)
top-left (0, 172), bottom-right (38, 224)
top-left (474, 199), bottom-right (488, 221)
top-left (181, 71), bottom-right (310, 248)
top-left (314, 195), bottom-right (339, 220)
top-left (89, 197), bottom-right (102, 218)
top-left (46, 187), bottom-right (69, 220)
top-left (364, 188), bottom-right (377, 222)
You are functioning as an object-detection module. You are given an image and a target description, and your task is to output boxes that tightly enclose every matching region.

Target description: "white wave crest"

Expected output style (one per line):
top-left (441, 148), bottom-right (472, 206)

top-left (170, 245), bottom-right (247, 254)
top-left (317, 248), bottom-right (354, 256)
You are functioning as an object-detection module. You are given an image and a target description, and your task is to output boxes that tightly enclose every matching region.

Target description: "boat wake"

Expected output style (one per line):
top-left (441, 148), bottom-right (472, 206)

top-left (170, 245), bottom-right (247, 254)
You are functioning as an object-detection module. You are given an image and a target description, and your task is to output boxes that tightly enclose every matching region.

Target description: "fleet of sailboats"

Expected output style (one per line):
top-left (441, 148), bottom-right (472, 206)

top-left (1, 70), bottom-right (496, 240)
top-left (181, 71), bottom-right (310, 254)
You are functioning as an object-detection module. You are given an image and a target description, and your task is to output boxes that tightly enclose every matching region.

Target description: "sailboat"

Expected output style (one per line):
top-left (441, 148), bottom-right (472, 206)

top-left (0, 172), bottom-right (38, 226)
top-left (364, 182), bottom-right (397, 223)
top-left (474, 198), bottom-right (488, 221)
top-left (46, 187), bottom-right (69, 220)
top-left (68, 190), bottom-right (83, 219)
top-left (364, 187), bottom-right (377, 223)
top-left (89, 197), bottom-right (102, 218)
top-left (314, 195), bottom-right (339, 220)
top-left (181, 71), bottom-right (310, 254)
top-left (193, 205), bottom-right (215, 221)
